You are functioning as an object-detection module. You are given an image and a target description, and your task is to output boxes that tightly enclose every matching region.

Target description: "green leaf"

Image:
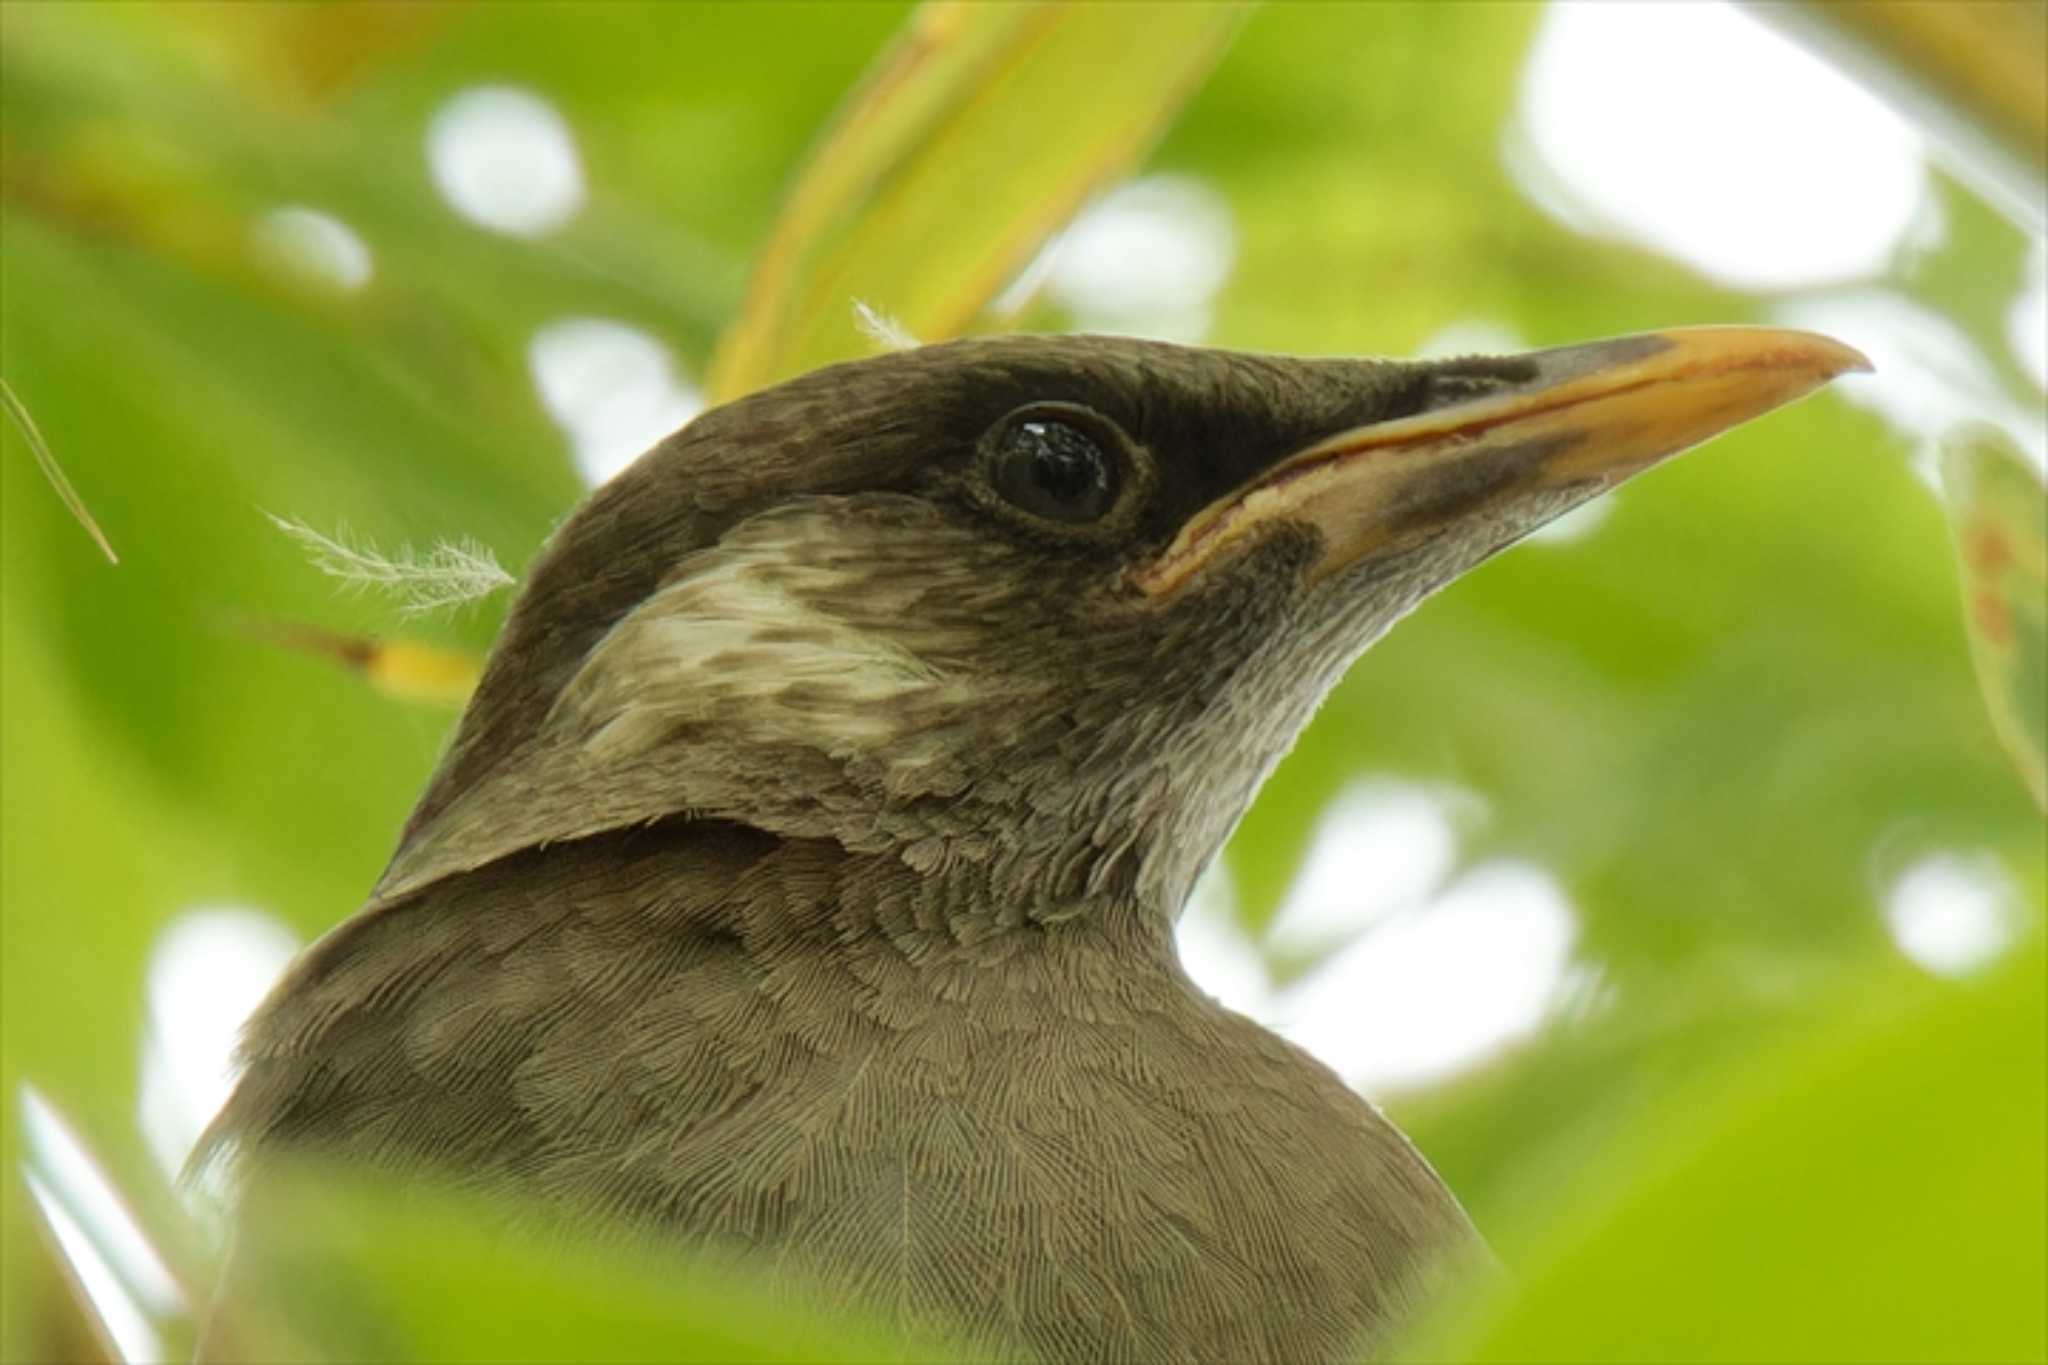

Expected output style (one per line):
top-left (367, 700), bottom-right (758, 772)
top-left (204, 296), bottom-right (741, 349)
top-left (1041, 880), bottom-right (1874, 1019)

top-left (707, 0), bottom-right (1248, 398)
top-left (1941, 423), bottom-right (2048, 811)
top-left (1406, 946), bottom-right (2048, 1363)
top-left (219, 1163), bottom-right (929, 1363)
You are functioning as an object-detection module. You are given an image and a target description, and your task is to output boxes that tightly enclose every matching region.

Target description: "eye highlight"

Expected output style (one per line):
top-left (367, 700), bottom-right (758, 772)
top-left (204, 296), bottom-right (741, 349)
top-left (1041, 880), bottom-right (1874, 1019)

top-left (983, 407), bottom-right (1123, 525)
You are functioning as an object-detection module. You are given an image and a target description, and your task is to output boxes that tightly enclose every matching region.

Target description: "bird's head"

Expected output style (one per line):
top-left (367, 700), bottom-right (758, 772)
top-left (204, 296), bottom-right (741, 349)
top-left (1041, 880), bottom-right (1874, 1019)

top-left (375, 329), bottom-right (1863, 928)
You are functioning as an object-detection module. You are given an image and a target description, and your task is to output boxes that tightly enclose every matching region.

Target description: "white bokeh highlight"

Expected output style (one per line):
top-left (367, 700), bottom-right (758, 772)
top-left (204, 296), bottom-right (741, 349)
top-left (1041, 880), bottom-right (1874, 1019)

top-left (138, 907), bottom-right (301, 1187)
top-left (1177, 785), bottom-right (1579, 1095)
top-left (251, 206), bottom-right (373, 291)
top-left (1776, 289), bottom-right (2048, 478)
top-left (1885, 852), bottom-right (2023, 978)
top-left (1516, 1), bottom-right (1927, 290)
top-left (1175, 866), bottom-right (1272, 1022)
top-left (1264, 784), bottom-right (1460, 953)
top-left (529, 318), bottom-right (705, 486)
top-left (427, 86), bottom-right (586, 237)
top-left (1011, 175), bottom-right (1237, 342)
top-left (2011, 239), bottom-right (2047, 393)
top-left (1415, 320), bottom-right (1526, 362)
top-left (1524, 496), bottom-right (1615, 547)
top-left (1276, 862), bottom-right (1577, 1092)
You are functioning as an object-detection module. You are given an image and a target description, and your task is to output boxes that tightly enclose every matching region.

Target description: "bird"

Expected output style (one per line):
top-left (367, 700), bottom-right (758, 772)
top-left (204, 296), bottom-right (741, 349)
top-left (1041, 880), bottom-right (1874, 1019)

top-left (200, 326), bottom-right (1866, 1362)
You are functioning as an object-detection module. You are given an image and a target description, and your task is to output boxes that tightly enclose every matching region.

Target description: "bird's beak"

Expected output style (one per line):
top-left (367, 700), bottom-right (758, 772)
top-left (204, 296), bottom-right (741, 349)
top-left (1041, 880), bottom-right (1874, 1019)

top-left (1134, 326), bottom-right (1871, 597)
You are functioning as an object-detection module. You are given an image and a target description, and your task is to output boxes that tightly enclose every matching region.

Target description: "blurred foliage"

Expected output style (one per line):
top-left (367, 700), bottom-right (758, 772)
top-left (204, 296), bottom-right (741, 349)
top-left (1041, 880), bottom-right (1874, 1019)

top-left (707, 1), bottom-right (1246, 396)
top-left (1, 1), bottom-right (2043, 1361)
top-left (1756, 0), bottom-right (2047, 230)
top-left (1412, 943), bottom-right (2047, 1363)
top-left (1942, 424), bottom-right (2048, 810)
top-left (209, 1162), bottom-right (924, 1364)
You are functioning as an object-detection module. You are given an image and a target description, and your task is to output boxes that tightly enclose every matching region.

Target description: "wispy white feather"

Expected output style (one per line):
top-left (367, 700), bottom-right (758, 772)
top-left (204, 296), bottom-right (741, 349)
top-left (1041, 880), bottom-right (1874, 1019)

top-left (267, 514), bottom-right (513, 617)
top-left (851, 299), bottom-right (919, 352)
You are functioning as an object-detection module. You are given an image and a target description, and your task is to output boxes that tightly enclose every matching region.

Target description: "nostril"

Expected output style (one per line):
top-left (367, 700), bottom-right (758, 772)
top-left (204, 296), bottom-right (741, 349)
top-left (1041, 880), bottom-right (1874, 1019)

top-left (1420, 356), bottom-right (1541, 408)
top-left (1368, 356), bottom-right (1541, 426)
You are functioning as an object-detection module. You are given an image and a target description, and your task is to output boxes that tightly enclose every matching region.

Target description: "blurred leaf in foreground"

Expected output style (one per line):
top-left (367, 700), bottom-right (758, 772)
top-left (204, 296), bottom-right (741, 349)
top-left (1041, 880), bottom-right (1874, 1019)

top-left (1941, 423), bottom-right (2048, 811)
top-left (214, 1161), bottom-right (927, 1364)
top-left (1406, 945), bottom-right (2048, 1363)
top-left (708, 0), bottom-right (1247, 398)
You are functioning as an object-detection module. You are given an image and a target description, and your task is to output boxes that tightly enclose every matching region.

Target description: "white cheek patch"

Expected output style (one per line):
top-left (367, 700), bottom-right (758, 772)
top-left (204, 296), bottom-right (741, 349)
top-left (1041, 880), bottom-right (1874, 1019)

top-left (552, 519), bottom-right (957, 762)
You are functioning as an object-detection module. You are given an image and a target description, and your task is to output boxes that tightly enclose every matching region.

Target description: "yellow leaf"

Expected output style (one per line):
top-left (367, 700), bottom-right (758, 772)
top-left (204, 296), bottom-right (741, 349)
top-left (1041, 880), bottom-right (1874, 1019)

top-left (707, 0), bottom-right (1248, 399)
top-left (241, 618), bottom-right (482, 708)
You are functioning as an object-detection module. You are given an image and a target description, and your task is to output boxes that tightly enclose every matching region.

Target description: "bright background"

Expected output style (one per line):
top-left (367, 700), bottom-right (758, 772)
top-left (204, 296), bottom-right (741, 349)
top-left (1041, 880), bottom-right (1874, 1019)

top-left (2, 3), bottom-right (2042, 1360)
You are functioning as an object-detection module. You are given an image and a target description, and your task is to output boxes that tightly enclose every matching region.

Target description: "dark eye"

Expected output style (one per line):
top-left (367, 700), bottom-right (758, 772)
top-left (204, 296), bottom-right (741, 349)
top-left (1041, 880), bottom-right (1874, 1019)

top-left (987, 416), bottom-right (1117, 524)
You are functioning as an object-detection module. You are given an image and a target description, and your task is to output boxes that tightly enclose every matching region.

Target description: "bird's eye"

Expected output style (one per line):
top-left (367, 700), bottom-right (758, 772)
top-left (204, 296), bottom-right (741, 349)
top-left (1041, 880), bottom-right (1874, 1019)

top-left (985, 415), bottom-right (1118, 524)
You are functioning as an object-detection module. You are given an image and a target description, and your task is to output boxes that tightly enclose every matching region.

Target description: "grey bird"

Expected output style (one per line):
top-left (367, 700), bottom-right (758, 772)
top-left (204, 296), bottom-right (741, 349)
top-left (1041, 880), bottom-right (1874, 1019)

top-left (202, 326), bottom-right (1866, 1362)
